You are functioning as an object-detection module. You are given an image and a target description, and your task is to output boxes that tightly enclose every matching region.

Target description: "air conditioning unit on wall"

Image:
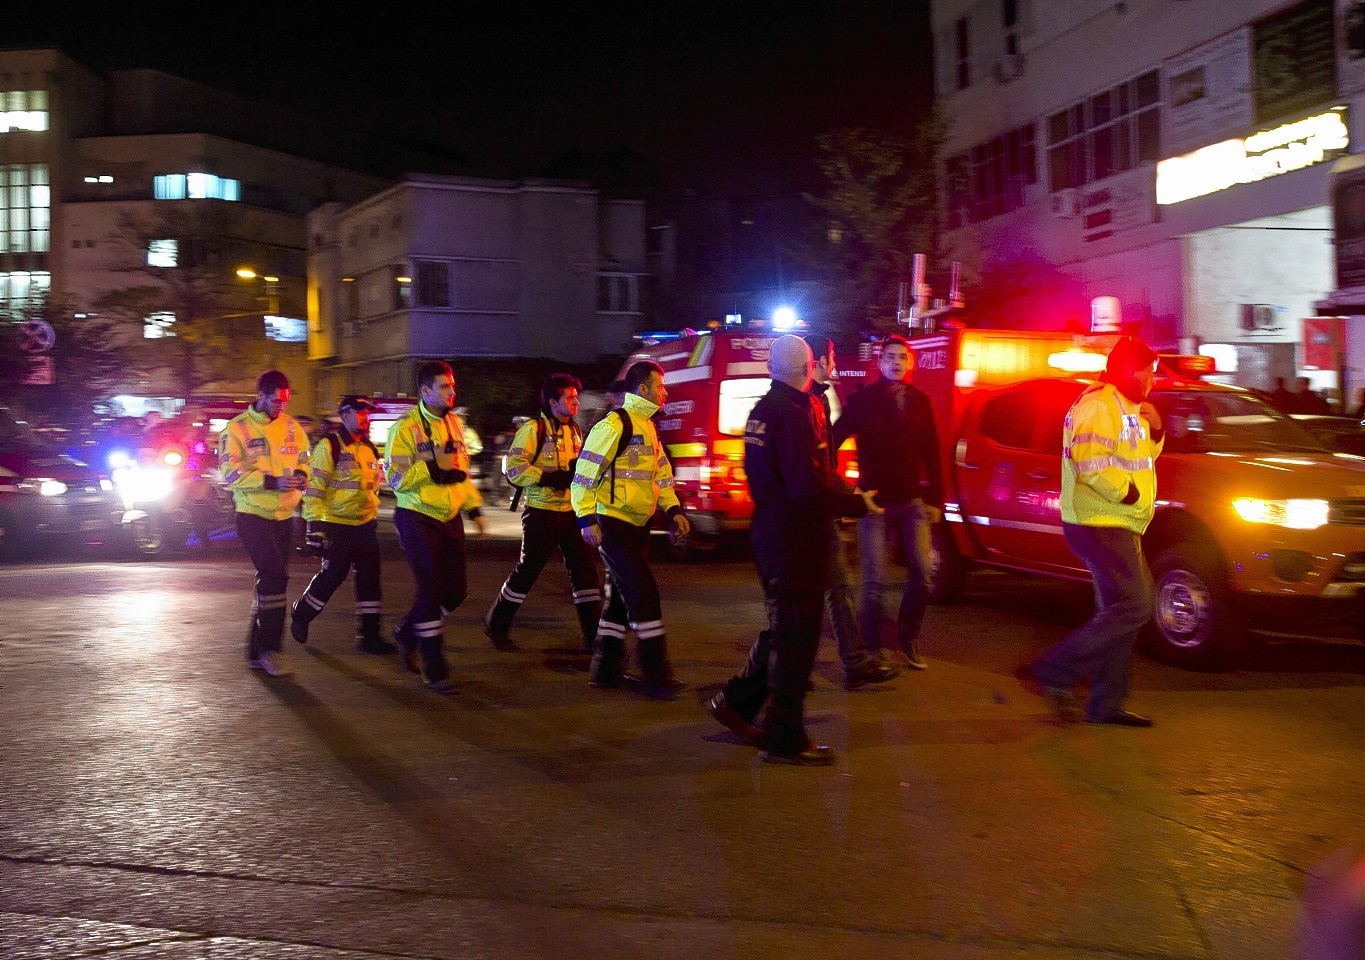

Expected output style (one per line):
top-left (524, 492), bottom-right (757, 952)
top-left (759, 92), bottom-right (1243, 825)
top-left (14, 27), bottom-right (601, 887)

top-left (1239, 303), bottom-right (1280, 331)
top-left (1051, 189), bottom-right (1078, 219)
top-left (993, 54), bottom-right (1024, 83)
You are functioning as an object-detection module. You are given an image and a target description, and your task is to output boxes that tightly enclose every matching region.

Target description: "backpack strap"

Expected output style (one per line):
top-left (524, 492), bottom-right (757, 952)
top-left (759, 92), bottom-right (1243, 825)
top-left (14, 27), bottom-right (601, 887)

top-left (507, 415), bottom-right (549, 511)
top-left (606, 408), bottom-right (633, 503)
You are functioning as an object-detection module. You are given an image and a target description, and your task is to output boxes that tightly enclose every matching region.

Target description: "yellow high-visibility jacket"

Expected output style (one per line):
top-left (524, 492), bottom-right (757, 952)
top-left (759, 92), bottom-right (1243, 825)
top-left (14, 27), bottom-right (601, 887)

top-left (219, 406), bottom-right (312, 521)
top-left (384, 402), bottom-right (482, 522)
top-left (1061, 381), bottom-right (1164, 535)
top-left (571, 393), bottom-right (681, 529)
top-left (504, 414), bottom-right (583, 513)
top-left (302, 429), bottom-right (381, 525)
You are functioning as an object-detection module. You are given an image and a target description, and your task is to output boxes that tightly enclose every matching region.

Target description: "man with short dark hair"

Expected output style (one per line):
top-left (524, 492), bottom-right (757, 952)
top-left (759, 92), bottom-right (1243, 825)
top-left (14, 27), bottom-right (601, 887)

top-left (220, 369), bottom-right (312, 677)
top-left (571, 360), bottom-right (690, 698)
top-left (484, 373), bottom-right (602, 652)
top-left (802, 333), bottom-right (900, 690)
top-left (385, 361), bottom-right (487, 694)
top-left (1026, 336), bottom-right (1164, 726)
top-left (291, 395), bottom-right (392, 654)
top-left (831, 334), bottom-right (942, 670)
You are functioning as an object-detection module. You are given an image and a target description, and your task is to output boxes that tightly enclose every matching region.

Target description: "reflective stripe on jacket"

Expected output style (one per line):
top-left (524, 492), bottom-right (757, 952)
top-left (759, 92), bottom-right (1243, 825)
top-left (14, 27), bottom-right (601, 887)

top-left (1061, 381), bottom-right (1164, 534)
top-left (504, 414), bottom-right (581, 513)
top-left (218, 406), bottom-right (312, 521)
top-left (384, 402), bottom-right (482, 522)
top-left (303, 430), bottom-right (381, 525)
top-left (570, 393), bottom-right (680, 528)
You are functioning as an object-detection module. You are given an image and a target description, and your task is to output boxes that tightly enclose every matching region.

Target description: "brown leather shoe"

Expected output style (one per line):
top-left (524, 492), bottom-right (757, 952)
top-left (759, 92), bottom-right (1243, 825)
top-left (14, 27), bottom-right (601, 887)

top-left (706, 692), bottom-right (761, 746)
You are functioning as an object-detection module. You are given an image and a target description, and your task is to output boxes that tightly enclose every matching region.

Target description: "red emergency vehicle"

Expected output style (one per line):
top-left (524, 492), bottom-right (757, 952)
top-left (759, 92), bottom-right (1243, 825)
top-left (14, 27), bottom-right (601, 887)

top-left (612, 326), bottom-right (874, 551)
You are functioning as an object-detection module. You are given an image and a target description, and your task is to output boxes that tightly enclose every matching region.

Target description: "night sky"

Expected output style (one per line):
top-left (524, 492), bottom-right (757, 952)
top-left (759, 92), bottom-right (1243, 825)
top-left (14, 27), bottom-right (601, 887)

top-left (13, 2), bottom-right (935, 196)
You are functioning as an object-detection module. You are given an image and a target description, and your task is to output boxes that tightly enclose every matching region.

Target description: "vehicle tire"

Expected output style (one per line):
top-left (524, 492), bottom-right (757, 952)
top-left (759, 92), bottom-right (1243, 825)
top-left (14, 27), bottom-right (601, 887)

top-left (1142, 542), bottom-right (1244, 670)
top-left (665, 530), bottom-right (720, 562)
top-left (926, 520), bottom-right (966, 604)
top-left (130, 513), bottom-right (166, 556)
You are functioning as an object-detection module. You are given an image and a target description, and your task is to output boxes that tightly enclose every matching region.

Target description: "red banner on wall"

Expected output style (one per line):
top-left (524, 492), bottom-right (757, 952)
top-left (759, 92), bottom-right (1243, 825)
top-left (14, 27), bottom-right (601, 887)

top-left (1303, 316), bottom-right (1343, 370)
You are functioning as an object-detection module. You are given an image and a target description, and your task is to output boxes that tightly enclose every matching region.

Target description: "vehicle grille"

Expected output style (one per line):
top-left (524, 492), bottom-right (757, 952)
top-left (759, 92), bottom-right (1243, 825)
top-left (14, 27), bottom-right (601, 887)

top-left (1329, 498), bottom-right (1365, 525)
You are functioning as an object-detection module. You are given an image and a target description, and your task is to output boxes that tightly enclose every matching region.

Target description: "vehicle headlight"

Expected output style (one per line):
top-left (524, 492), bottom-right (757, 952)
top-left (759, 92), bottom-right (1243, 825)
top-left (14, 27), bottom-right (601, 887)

top-left (1232, 497), bottom-right (1330, 529)
top-left (18, 478), bottom-right (68, 496)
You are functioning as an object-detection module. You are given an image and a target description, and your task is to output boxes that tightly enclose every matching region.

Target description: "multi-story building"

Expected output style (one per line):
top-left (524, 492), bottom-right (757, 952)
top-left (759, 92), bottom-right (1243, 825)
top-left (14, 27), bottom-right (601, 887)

top-left (931, 0), bottom-right (1365, 403)
top-left (306, 174), bottom-right (646, 399)
top-left (0, 47), bottom-right (431, 414)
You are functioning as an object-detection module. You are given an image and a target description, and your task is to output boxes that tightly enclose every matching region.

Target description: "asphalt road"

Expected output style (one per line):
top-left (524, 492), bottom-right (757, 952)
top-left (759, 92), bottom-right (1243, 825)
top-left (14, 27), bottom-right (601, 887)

top-left (2, 522), bottom-right (1364, 959)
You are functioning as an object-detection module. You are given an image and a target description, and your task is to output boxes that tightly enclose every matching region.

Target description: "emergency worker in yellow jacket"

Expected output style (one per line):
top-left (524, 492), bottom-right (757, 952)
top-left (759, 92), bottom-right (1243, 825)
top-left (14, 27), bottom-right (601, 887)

top-left (484, 373), bottom-right (602, 652)
top-left (290, 395), bottom-right (394, 655)
top-left (219, 369), bottom-right (312, 677)
top-left (570, 360), bottom-right (690, 698)
top-left (1028, 337), bottom-right (1165, 727)
top-left (384, 361), bottom-right (486, 694)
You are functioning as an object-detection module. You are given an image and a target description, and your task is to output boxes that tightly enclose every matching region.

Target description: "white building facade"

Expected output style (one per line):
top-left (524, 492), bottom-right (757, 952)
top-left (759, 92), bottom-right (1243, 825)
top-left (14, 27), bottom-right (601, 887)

top-left (307, 174), bottom-right (647, 400)
top-left (932, 0), bottom-right (1365, 402)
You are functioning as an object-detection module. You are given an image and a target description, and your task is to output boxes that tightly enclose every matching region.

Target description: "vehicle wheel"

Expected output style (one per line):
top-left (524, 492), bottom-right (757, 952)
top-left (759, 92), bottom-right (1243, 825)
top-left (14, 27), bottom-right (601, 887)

top-left (1142, 542), bottom-right (1244, 670)
top-left (665, 531), bottom-right (720, 562)
top-left (926, 521), bottom-right (965, 604)
top-left (130, 514), bottom-right (166, 556)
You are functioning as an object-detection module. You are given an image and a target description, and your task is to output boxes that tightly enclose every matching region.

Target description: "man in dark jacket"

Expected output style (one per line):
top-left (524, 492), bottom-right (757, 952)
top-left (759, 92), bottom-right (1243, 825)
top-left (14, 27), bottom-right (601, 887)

top-left (830, 334), bottom-right (942, 669)
top-left (707, 335), bottom-right (878, 765)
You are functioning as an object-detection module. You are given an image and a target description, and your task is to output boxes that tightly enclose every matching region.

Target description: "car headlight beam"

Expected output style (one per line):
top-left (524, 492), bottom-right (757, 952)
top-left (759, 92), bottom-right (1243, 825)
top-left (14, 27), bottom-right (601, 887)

top-left (1232, 497), bottom-right (1330, 529)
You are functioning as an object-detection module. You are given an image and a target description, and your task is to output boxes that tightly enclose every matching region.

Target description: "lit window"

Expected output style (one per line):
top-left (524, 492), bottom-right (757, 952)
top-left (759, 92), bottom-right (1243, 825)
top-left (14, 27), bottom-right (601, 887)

top-left (144, 312), bottom-right (176, 339)
top-left (0, 164), bottom-right (49, 253)
top-left (147, 239), bottom-right (178, 268)
top-left (0, 90), bottom-right (49, 134)
top-left (154, 173), bottom-right (239, 201)
top-left (0, 270), bottom-right (52, 319)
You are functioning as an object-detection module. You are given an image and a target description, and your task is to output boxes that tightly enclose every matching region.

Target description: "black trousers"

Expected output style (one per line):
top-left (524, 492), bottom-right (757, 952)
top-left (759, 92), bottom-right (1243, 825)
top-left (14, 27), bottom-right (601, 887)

top-left (393, 507), bottom-right (467, 683)
top-left (722, 578), bottom-right (824, 755)
top-left (296, 520), bottom-right (382, 628)
top-left (487, 507), bottom-right (601, 633)
top-left (236, 512), bottom-right (294, 658)
top-left (592, 515), bottom-right (673, 685)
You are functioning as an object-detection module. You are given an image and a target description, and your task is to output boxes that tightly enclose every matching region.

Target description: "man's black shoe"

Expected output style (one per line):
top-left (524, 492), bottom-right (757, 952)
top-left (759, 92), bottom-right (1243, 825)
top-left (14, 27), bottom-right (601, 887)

top-left (844, 661), bottom-right (900, 690)
top-left (358, 637), bottom-right (397, 655)
top-left (1089, 710), bottom-right (1153, 728)
top-left (289, 602), bottom-right (308, 645)
top-left (762, 743), bottom-right (836, 766)
top-left (706, 692), bottom-right (761, 746)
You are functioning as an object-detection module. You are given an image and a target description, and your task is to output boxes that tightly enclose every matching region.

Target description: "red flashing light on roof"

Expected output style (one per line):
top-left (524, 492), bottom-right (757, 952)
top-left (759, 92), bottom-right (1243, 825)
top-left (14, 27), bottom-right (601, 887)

top-left (1160, 354), bottom-right (1216, 377)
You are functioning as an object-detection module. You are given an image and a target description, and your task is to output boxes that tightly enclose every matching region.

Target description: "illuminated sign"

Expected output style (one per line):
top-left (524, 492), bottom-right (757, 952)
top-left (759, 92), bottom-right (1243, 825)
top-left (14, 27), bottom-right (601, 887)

top-left (263, 315), bottom-right (307, 343)
top-left (1155, 107), bottom-right (1348, 205)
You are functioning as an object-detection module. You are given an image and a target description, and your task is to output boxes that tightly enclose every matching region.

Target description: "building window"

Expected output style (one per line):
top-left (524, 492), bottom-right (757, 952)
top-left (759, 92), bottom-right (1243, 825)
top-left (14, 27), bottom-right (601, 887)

top-left (598, 273), bottom-right (639, 313)
top-left (946, 122), bottom-right (1037, 225)
top-left (147, 239), bottom-right (178, 268)
top-left (0, 164), bottom-right (49, 253)
top-left (1002, 0), bottom-right (1019, 55)
top-left (392, 267), bottom-right (410, 312)
top-left (154, 173), bottom-right (240, 201)
top-left (0, 270), bottom-right (51, 319)
top-left (1049, 70), bottom-right (1161, 191)
top-left (955, 17), bottom-right (971, 90)
top-left (0, 90), bottom-right (49, 133)
top-left (144, 312), bottom-right (176, 339)
top-left (413, 260), bottom-right (450, 307)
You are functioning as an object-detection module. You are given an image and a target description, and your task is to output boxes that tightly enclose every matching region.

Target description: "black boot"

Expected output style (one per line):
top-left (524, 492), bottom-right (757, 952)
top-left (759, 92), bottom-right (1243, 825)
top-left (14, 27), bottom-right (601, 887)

top-left (575, 602), bottom-right (598, 653)
top-left (289, 598), bottom-right (316, 645)
top-left (357, 613), bottom-right (395, 654)
top-left (634, 635), bottom-right (684, 700)
top-left (483, 597), bottom-right (518, 650)
top-left (589, 627), bottom-right (626, 688)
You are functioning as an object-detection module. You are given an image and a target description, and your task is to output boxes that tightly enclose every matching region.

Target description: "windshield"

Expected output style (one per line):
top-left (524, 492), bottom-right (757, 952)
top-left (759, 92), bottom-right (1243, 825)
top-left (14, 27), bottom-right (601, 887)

top-left (1152, 390), bottom-right (1332, 454)
top-left (0, 408), bottom-right (61, 456)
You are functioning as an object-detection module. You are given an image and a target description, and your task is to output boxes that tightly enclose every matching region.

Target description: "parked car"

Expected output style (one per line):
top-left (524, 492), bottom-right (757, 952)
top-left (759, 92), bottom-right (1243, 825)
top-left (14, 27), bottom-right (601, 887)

top-left (1289, 414), bottom-right (1365, 457)
top-left (0, 405), bottom-right (125, 557)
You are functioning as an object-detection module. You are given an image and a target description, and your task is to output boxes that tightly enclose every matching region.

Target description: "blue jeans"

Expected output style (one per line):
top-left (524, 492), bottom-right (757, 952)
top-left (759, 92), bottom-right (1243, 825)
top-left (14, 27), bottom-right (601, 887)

top-left (1032, 523), bottom-right (1153, 721)
top-left (857, 499), bottom-right (929, 658)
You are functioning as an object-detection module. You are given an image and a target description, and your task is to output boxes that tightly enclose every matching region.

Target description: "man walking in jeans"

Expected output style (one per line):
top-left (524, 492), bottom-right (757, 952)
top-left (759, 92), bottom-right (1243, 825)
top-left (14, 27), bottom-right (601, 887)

top-left (802, 333), bottom-right (899, 690)
top-left (1026, 336), bottom-right (1163, 727)
top-left (831, 334), bottom-right (942, 670)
